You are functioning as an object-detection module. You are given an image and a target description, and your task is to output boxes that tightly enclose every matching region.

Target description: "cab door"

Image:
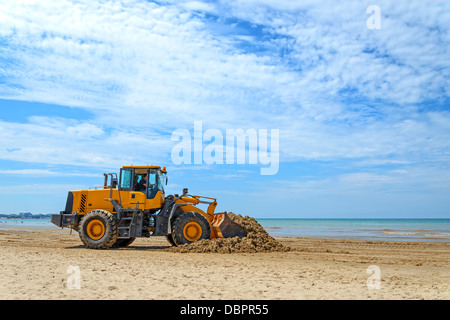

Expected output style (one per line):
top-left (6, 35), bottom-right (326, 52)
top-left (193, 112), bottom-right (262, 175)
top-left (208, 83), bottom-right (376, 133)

top-left (146, 169), bottom-right (159, 199)
top-left (119, 168), bottom-right (145, 208)
top-left (144, 169), bottom-right (165, 210)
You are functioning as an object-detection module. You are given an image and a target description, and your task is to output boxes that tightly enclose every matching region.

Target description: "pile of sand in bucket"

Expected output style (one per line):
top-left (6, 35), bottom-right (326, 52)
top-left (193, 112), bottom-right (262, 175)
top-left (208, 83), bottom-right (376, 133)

top-left (165, 212), bottom-right (290, 253)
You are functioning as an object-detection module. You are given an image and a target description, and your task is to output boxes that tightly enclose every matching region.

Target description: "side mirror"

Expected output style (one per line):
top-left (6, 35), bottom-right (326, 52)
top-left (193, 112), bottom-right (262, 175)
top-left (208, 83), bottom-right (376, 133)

top-left (103, 173), bottom-right (108, 188)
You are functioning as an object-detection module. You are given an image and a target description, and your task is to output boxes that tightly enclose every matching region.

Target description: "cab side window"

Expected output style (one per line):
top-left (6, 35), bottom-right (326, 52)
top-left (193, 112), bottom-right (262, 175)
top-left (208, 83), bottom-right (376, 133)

top-left (120, 169), bottom-right (133, 189)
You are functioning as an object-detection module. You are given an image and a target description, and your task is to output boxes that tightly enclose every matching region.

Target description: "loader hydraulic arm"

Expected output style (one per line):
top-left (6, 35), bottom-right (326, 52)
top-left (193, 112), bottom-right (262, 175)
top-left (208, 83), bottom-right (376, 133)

top-left (180, 194), bottom-right (218, 215)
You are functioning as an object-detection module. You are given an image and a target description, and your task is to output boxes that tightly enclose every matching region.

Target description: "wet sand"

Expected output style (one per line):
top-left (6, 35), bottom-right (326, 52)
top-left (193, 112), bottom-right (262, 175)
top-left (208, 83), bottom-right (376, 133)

top-left (0, 226), bottom-right (448, 300)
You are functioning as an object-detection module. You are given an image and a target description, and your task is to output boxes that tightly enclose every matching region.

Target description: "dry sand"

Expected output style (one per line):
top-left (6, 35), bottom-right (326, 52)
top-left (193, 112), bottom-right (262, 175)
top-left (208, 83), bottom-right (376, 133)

top-left (0, 225), bottom-right (449, 300)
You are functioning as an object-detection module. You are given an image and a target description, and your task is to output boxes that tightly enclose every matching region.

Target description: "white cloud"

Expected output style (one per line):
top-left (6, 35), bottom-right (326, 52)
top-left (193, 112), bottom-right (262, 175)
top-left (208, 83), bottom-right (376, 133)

top-left (0, 117), bottom-right (172, 168)
top-left (0, 183), bottom-right (88, 195)
top-left (0, 169), bottom-right (99, 177)
top-left (0, 0), bottom-right (449, 168)
top-left (270, 164), bottom-right (450, 199)
top-left (180, 1), bottom-right (217, 13)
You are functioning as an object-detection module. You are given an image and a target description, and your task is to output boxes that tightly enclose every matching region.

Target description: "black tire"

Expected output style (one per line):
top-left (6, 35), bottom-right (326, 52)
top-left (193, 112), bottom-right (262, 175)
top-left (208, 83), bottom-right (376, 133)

top-left (113, 237), bottom-right (136, 248)
top-left (165, 234), bottom-right (176, 246)
top-left (171, 211), bottom-right (211, 246)
top-left (79, 210), bottom-right (118, 249)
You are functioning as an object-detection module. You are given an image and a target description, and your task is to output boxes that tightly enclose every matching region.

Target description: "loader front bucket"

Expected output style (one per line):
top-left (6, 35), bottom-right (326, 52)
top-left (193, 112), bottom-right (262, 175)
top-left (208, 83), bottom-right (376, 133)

top-left (212, 212), bottom-right (247, 239)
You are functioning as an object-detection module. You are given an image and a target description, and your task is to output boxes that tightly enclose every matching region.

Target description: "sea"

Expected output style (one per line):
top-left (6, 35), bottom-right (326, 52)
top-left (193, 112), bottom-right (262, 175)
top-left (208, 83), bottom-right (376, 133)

top-left (1, 217), bottom-right (449, 243)
top-left (257, 218), bottom-right (450, 242)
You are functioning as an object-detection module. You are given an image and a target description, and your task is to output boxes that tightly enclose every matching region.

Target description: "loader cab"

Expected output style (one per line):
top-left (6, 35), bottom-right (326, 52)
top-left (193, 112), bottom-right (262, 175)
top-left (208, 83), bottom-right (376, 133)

top-left (119, 166), bottom-right (167, 200)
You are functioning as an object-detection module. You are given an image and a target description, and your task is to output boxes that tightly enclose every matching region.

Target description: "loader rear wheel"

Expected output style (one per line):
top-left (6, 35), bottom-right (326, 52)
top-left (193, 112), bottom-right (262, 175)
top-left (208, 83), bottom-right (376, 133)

top-left (172, 211), bottom-right (211, 246)
top-left (79, 210), bottom-right (118, 249)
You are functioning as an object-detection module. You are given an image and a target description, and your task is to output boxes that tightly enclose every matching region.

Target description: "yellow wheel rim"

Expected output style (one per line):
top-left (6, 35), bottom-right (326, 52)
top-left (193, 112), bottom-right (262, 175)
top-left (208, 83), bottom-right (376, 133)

top-left (183, 222), bottom-right (202, 242)
top-left (86, 219), bottom-right (105, 240)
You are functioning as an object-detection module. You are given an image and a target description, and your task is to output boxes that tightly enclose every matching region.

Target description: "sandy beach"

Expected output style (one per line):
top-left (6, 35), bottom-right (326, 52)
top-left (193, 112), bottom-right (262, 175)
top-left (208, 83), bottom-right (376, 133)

top-left (0, 225), bottom-right (448, 300)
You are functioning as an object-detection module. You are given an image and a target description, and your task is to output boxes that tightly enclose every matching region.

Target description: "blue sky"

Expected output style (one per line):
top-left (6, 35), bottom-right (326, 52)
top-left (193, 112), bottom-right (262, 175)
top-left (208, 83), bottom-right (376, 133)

top-left (0, 0), bottom-right (449, 218)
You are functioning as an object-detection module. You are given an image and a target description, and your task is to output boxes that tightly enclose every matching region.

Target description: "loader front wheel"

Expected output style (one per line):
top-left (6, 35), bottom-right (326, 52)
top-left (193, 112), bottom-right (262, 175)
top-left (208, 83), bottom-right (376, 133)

top-left (172, 211), bottom-right (211, 246)
top-left (79, 210), bottom-right (118, 249)
top-left (165, 234), bottom-right (176, 246)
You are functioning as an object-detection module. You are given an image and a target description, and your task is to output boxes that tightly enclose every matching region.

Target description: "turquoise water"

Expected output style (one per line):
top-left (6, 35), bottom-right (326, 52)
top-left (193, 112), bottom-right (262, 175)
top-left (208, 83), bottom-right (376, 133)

top-left (257, 218), bottom-right (450, 242)
top-left (2, 218), bottom-right (449, 242)
top-left (0, 218), bottom-right (56, 229)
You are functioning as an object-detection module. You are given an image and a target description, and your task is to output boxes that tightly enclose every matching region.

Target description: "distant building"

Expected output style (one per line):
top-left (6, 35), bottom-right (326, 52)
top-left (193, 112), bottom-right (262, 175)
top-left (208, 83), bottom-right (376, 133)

top-left (20, 212), bottom-right (33, 219)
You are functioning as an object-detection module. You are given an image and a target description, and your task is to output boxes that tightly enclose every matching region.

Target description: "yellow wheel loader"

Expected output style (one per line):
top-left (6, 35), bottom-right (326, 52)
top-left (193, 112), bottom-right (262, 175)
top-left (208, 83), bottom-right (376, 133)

top-left (51, 166), bottom-right (247, 249)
